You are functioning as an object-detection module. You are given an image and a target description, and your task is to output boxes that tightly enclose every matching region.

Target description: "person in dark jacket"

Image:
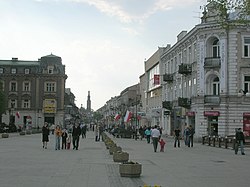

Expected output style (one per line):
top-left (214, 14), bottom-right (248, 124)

top-left (72, 123), bottom-right (81, 150)
top-left (188, 125), bottom-right (195, 147)
top-left (235, 128), bottom-right (245, 155)
top-left (61, 129), bottom-right (68, 149)
top-left (42, 122), bottom-right (50, 149)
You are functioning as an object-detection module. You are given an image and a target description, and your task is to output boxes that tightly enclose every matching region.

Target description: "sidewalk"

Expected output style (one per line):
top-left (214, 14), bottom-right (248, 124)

top-left (0, 131), bottom-right (249, 187)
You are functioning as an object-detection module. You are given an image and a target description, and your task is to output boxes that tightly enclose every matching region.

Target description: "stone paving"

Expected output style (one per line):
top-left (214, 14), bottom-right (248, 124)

top-left (0, 131), bottom-right (249, 187)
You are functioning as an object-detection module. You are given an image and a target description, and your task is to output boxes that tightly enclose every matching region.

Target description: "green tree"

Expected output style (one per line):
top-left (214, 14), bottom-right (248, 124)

top-left (0, 81), bottom-right (7, 123)
top-left (207, 0), bottom-right (250, 28)
top-left (93, 112), bottom-right (103, 123)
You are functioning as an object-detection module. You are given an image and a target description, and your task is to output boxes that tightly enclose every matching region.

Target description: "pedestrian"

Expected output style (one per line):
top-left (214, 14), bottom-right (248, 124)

top-left (174, 127), bottom-right (181, 148)
top-left (54, 125), bottom-right (62, 150)
top-left (61, 129), bottom-right (68, 149)
top-left (159, 138), bottom-right (166, 152)
top-left (66, 132), bottom-right (72, 150)
top-left (235, 128), bottom-right (245, 155)
top-left (183, 124), bottom-right (189, 146)
top-left (151, 125), bottom-right (161, 152)
top-left (72, 123), bottom-right (81, 150)
top-left (94, 124), bottom-right (99, 141)
top-left (42, 122), bottom-right (50, 149)
top-left (188, 125), bottom-right (195, 147)
top-left (145, 127), bottom-right (151, 143)
top-left (139, 126), bottom-right (144, 140)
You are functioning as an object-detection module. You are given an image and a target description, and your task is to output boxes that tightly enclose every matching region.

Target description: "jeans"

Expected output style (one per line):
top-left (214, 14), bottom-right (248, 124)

top-left (73, 136), bottom-right (80, 149)
top-left (235, 140), bottom-right (245, 154)
top-left (152, 137), bottom-right (159, 152)
top-left (146, 135), bottom-right (151, 143)
top-left (174, 136), bottom-right (180, 147)
top-left (55, 136), bottom-right (60, 150)
top-left (188, 136), bottom-right (193, 147)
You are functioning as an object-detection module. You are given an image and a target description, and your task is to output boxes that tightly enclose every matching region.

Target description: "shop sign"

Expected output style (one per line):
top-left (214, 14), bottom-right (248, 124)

top-left (43, 99), bottom-right (56, 114)
top-left (203, 111), bottom-right (220, 116)
top-left (186, 111), bottom-right (195, 116)
top-left (243, 112), bottom-right (250, 117)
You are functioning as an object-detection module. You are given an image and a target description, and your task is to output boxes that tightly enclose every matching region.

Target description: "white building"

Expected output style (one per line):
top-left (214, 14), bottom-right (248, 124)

top-left (161, 4), bottom-right (250, 138)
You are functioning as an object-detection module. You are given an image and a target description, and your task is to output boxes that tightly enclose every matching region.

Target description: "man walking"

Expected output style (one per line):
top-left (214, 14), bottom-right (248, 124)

top-left (235, 128), bottom-right (245, 155)
top-left (174, 127), bottom-right (181, 148)
top-left (151, 125), bottom-right (161, 152)
top-left (72, 123), bottom-right (81, 150)
top-left (188, 125), bottom-right (195, 147)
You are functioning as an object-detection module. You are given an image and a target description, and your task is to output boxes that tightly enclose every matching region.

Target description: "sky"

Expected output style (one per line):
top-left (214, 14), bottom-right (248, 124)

top-left (0, 0), bottom-right (207, 110)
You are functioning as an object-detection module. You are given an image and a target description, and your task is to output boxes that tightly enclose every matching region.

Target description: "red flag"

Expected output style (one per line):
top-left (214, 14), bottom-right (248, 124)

top-left (16, 112), bottom-right (20, 119)
top-left (124, 110), bottom-right (132, 123)
top-left (114, 114), bottom-right (121, 121)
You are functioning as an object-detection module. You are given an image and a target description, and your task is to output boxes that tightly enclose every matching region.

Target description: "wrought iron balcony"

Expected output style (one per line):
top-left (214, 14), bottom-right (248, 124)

top-left (178, 97), bottom-right (191, 109)
top-left (162, 101), bottom-right (172, 110)
top-left (178, 64), bottom-right (192, 75)
top-left (204, 57), bottom-right (221, 68)
top-left (163, 73), bottom-right (173, 82)
top-left (204, 95), bottom-right (220, 105)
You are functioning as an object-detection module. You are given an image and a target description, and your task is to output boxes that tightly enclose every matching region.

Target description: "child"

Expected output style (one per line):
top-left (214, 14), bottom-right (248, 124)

top-left (159, 138), bottom-right (166, 152)
top-left (66, 132), bottom-right (72, 150)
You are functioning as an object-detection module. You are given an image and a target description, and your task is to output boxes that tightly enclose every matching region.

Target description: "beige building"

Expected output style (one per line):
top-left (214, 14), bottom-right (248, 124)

top-left (0, 54), bottom-right (67, 128)
top-left (161, 4), bottom-right (250, 138)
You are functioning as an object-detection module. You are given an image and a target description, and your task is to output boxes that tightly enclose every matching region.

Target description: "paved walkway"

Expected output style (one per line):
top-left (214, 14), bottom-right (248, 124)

top-left (0, 131), bottom-right (249, 187)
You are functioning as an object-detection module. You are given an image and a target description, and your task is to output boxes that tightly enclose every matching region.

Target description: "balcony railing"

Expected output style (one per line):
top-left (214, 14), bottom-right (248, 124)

top-left (178, 64), bottom-right (192, 75)
top-left (163, 74), bottom-right (173, 82)
top-left (204, 57), bottom-right (221, 68)
top-left (162, 101), bottom-right (172, 110)
top-left (204, 95), bottom-right (220, 105)
top-left (178, 97), bottom-right (191, 109)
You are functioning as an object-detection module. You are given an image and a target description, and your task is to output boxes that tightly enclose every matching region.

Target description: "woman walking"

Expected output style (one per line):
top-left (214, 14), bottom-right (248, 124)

top-left (54, 125), bottom-right (62, 150)
top-left (42, 122), bottom-right (50, 149)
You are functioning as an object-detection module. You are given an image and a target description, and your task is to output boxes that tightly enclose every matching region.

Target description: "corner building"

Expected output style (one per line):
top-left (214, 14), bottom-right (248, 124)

top-left (0, 54), bottom-right (67, 128)
top-left (161, 5), bottom-right (250, 138)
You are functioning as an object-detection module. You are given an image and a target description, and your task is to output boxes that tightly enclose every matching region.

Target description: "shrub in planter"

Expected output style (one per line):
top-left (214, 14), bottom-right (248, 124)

top-left (119, 161), bottom-right (142, 177)
top-left (2, 133), bottom-right (9, 138)
top-left (19, 131), bottom-right (25, 135)
top-left (113, 151), bottom-right (129, 162)
top-left (109, 146), bottom-right (122, 155)
top-left (26, 130), bottom-right (32, 135)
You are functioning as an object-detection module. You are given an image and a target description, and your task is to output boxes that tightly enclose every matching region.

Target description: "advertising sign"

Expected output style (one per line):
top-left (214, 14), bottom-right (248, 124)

top-left (43, 99), bottom-right (56, 113)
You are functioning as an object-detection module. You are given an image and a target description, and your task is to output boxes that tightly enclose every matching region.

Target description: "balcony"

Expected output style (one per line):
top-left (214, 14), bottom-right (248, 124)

top-left (162, 101), bottom-right (172, 110)
top-left (163, 73), bottom-right (173, 82)
top-left (178, 64), bottom-right (192, 75)
top-left (204, 95), bottom-right (220, 105)
top-left (178, 97), bottom-right (191, 109)
top-left (204, 57), bottom-right (221, 68)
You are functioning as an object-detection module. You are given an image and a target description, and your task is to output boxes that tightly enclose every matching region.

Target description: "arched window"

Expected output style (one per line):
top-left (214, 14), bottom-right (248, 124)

top-left (212, 39), bottom-right (220, 58)
top-left (212, 77), bottom-right (220, 95)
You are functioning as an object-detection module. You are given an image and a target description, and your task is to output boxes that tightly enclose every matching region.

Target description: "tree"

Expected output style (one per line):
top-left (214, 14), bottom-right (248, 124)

top-left (93, 112), bottom-right (103, 123)
top-left (207, 0), bottom-right (250, 28)
top-left (0, 81), bottom-right (7, 123)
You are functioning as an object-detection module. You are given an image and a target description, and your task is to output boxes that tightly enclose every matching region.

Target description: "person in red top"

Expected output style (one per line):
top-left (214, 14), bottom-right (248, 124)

top-left (159, 138), bottom-right (166, 152)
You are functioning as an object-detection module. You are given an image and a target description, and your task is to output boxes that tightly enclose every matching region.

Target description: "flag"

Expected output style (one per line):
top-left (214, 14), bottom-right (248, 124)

top-left (124, 110), bottom-right (132, 123)
top-left (16, 112), bottom-right (20, 119)
top-left (114, 114), bottom-right (121, 121)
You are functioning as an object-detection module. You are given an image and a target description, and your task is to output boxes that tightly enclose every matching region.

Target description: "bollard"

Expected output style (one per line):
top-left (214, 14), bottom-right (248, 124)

top-left (218, 136), bottom-right (221, 147)
top-left (233, 137), bottom-right (236, 150)
top-left (225, 136), bottom-right (228, 149)
top-left (208, 136), bottom-right (211, 146)
top-left (202, 136), bottom-right (205, 145)
top-left (213, 136), bottom-right (216, 147)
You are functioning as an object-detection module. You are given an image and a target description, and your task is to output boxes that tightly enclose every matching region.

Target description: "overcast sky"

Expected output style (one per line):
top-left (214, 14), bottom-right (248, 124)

top-left (0, 0), bottom-right (207, 110)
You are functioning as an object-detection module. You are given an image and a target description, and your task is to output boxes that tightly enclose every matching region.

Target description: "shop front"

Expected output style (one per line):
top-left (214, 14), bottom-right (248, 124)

top-left (204, 111), bottom-right (220, 136)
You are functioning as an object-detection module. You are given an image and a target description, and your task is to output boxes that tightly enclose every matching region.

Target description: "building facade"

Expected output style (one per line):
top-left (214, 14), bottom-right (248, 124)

top-left (161, 5), bottom-right (250, 138)
top-left (0, 54), bottom-right (67, 128)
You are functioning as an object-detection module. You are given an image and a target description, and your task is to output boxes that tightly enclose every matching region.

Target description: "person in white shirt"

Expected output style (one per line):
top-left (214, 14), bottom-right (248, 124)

top-left (151, 125), bottom-right (161, 152)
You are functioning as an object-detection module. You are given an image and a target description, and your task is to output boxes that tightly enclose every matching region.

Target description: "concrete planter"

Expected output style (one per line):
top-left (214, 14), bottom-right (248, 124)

top-left (2, 133), bottom-right (9, 138)
top-left (119, 162), bottom-right (142, 177)
top-left (19, 132), bottom-right (25, 135)
top-left (109, 146), bottom-right (122, 155)
top-left (113, 151), bottom-right (129, 162)
top-left (26, 130), bottom-right (32, 135)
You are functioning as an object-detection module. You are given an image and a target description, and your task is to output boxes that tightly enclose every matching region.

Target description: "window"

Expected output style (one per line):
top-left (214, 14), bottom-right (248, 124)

top-left (243, 37), bottom-right (250, 57)
top-left (244, 76), bottom-right (250, 93)
top-left (213, 77), bottom-right (220, 95)
top-left (212, 39), bottom-right (220, 58)
top-left (0, 68), bottom-right (3, 74)
top-left (23, 82), bottom-right (30, 92)
top-left (10, 99), bottom-right (16, 108)
top-left (23, 99), bottom-right (30, 108)
top-left (24, 69), bottom-right (30, 74)
top-left (11, 68), bottom-right (17, 74)
top-left (45, 82), bottom-right (56, 92)
top-left (10, 82), bottom-right (17, 92)
top-left (48, 66), bottom-right (54, 74)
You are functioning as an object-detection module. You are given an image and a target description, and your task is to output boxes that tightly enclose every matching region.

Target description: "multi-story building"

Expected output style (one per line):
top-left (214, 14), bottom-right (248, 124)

top-left (161, 4), bottom-right (250, 138)
top-left (0, 54), bottom-right (67, 128)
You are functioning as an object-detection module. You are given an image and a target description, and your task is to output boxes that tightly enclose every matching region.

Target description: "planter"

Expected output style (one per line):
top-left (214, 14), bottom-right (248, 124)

top-left (119, 161), bottom-right (142, 177)
top-left (19, 132), bottom-right (25, 135)
top-left (109, 146), bottom-right (122, 155)
top-left (26, 130), bottom-right (32, 135)
top-left (1, 133), bottom-right (9, 138)
top-left (113, 151), bottom-right (129, 162)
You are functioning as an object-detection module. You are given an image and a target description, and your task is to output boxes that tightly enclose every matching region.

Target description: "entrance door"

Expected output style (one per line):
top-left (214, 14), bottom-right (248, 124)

top-left (207, 116), bottom-right (218, 136)
top-left (44, 117), bottom-right (55, 126)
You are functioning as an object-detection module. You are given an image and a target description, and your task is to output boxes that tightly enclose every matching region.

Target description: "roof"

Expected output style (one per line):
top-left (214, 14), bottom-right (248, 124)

top-left (41, 53), bottom-right (61, 58)
top-left (0, 60), bottom-right (39, 66)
